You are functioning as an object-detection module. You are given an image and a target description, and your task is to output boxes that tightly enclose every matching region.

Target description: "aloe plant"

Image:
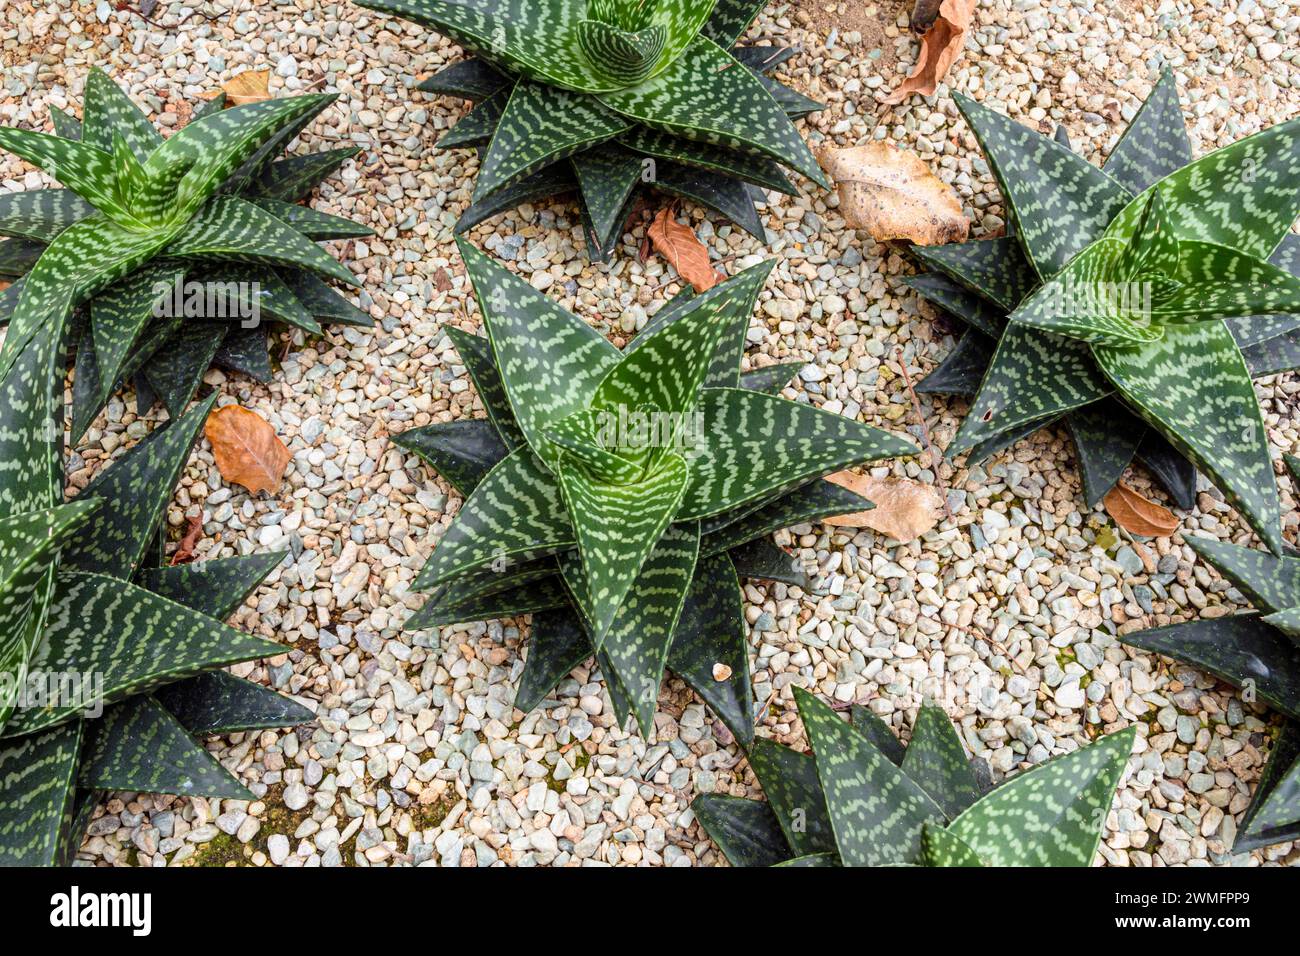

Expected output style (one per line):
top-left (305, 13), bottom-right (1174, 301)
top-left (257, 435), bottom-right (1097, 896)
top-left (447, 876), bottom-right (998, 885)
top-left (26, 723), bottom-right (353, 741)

top-left (355, 0), bottom-right (827, 260)
top-left (693, 688), bottom-right (1135, 866)
top-left (0, 324), bottom-right (309, 866)
top-left (908, 69), bottom-right (1300, 551)
top-left (392, 238), bottom-right (915, 741)
top-left (0, 68), bottom-right (371, 442)
top-left (1120, 454), bottom-right (1300, 853)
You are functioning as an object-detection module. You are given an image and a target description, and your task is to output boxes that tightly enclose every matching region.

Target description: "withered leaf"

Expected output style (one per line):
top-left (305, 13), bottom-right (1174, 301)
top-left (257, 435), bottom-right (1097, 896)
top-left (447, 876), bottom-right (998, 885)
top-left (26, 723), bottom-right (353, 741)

top-left (817, 141), bottom-right (968, 245)
top-left (432, 267), bottom-right (454, 293)
top-left (647, 207), bottom-right (720, 293)
top-left (221, 69), bottom-right (272, 107)
top-left (170, 513), bottom-right (203, 566)
top-left (883, 0), bottom-right (978, 104)
top-left (823, 471), bottom-right (944, 543)
top-left (205, 404), bottom-right (291, 496)
top-left (1103, 481), bottom-right (1180, 538)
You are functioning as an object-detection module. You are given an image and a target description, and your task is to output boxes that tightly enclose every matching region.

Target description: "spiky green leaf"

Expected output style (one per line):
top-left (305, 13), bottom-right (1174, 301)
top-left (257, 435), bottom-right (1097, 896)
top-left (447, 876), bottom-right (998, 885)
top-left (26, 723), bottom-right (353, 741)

top-left (164, 194), bottom-right (358, 287)
top-left (597, 37), bottom-right (828, 188)
top-left (680, 387), bottom-right (916, 519)
top-left (414, 447), bottom-right (575, 590)
top-left (154, 670), bottom-right (312, 736)
top-left (745, 737), bottom-right (837, 857)
top-left (514, 606), bottom-right (593, 714)
top-left (0, 721), bottom-right (83, 866)
top-left (62, 396), bottom-right (213, 579)
top-left (950, 324), bottom-right (1112, 455)
top-left (900, 703), bottom-right (982, 820)
top-left (920, 822), bottom-right (985, 866)
top-left (393, 418), bottom-right (511, 497)
top-left (477, 81), bottom-right (632, 201)
top-left (691, 793), bottom-right (792, 867)
top-left (1094, 319), bottom-right (1281, 553)
top-left (953, 92), bottom-right (1130, 279)
top-left (1103, 68), bottom-right (1192, 196)
top-left (795, 687), bottom-right (945, 866)
top-left (1121, 615), bottom-right (1300, 721)
top-left (665, 552), bottom-right (753, 745)
top-left (947, 727), bottom-right (1134, 866)
top-left (4, 571), bottom-right (287, 737)
top-left (79, 696), bottom-right (251, 799)
top-left (137, 550), bottom-right (287, 622)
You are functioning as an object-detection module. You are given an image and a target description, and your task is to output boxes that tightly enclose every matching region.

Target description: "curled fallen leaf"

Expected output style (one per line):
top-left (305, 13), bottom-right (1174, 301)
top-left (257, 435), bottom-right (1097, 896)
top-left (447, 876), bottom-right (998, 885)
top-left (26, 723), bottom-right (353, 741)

top-left (1103, 481), bottom-right (1179, 538)
top-left (712, 663), bottom-right (733, 682)
top-left (432, 266), bottom-right (454, 293)
top-left (882, 0), bottom-right (978, 105)
top-left (647, 207), bottom-right (720, 293)
top-left (823, 471), bottom-right (944, 543)
top-left (205, 404), bottom-right (291, 496)
top-left (170, 513), bottom-right (203, 566)
top-left (816, 141), bottom-right (968, 245)
top-left (221, 69), bottom-right (271, 107)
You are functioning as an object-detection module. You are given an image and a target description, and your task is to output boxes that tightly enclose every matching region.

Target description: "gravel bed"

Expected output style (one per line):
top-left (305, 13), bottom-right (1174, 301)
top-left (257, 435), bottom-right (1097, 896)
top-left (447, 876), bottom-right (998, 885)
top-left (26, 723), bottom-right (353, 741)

top-left (1, 0), bottom-right (1298, 866)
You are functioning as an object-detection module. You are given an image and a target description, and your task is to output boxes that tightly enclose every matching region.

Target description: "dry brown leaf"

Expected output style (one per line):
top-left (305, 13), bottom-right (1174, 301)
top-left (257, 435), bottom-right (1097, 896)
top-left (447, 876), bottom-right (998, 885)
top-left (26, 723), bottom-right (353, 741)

top-left (170, 514), bottom-right (203, 566)
top-left (822, 471), bottom-right (944, 543)
top-left (221, 69), bottom-right (271, 107)
top-left (0, 279), bottom-right (10, 293)
top-left (882, 0), bottom-right (978, 105)
top-left (1103, 481), bottom-right (1179, 538)
top-left (816, 141), bottom-right (968, 245)
top-left (205, 405), bottom-right (291, 496)
top-left (432, 267), bottom-right (454, 292)
top-left (647, 207), bottom-right (720, 293)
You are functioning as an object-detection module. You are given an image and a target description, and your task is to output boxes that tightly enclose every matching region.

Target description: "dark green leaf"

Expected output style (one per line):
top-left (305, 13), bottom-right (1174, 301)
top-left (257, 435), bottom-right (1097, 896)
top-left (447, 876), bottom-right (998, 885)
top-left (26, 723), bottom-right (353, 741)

top-left (0, 721), bottom-right (83, 866)
top-left (691, 793), bottom-right (792, 867)
top-left (137, 550), bottom-right (287, 621)
top-left (953, 92), bottom-right (1131, 279)
top-left (910, 237), bottom-right (1036, 312)
top-left (1121, 614), bottom-right (1300, 721)
top-left (681, 386), bottom-right (917, 520)
top-left (745, 737), bottom-right (837, 857)
top-left (701, 479), bottom-right (872, 555)
top-left (900, 702), bottom-right (982, 819)
top-left (514, 606), bottom-right (593, 714)
top-left (476, 80), bottom-right (631, 201)
top-left (1066, 399), bottom-right (1145, 507)
top-left (79, 696), bottom-right (251, 799)
top-left (795, 686), bottom-right (945, 866)
top-left (392, 417), bottom-right (510, 496)
top-left (948, 727), bottom-right (1135, 866)
top-left (666, 552), bottom-right (753, 745)
top-left (252, 146), bottom-right (361, 203)
top-left (949, 325), bottom-right (1112, 455)
top-left (1095, 319), bottom-right (1281, 554)
top-left (62, 395), bottom-right (214, 579)
top-left (6, 570), bottom-right (287, 737)
top-left (156, 670), bottom-right (313, 736)
top-left (726, 536), bottom-right (810, 588)
top-left (1103, 68), bottom-right (1192, 196)
top-left (143, 322), bottom-right (225, 418)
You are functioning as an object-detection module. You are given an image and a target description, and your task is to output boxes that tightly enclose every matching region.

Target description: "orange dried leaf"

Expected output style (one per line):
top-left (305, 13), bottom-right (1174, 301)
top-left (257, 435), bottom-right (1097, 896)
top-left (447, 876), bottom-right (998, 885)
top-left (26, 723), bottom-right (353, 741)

top-left (221, 69), bottom-right (271, 107)
top-left (816, 141), bottom-right (968, 245)
top-left (647, 207), bottom-right (720, 293)
top-left (1103, 481), bottom-right (1180, 538)
top-left (882, 0), bottom-right (978, 104)
top-left (432, 267), bottom-right (454, 292)
top-left (205, 405), bottom-right (291, 496)
top-left (822, 471), bottom-right (944, 543)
